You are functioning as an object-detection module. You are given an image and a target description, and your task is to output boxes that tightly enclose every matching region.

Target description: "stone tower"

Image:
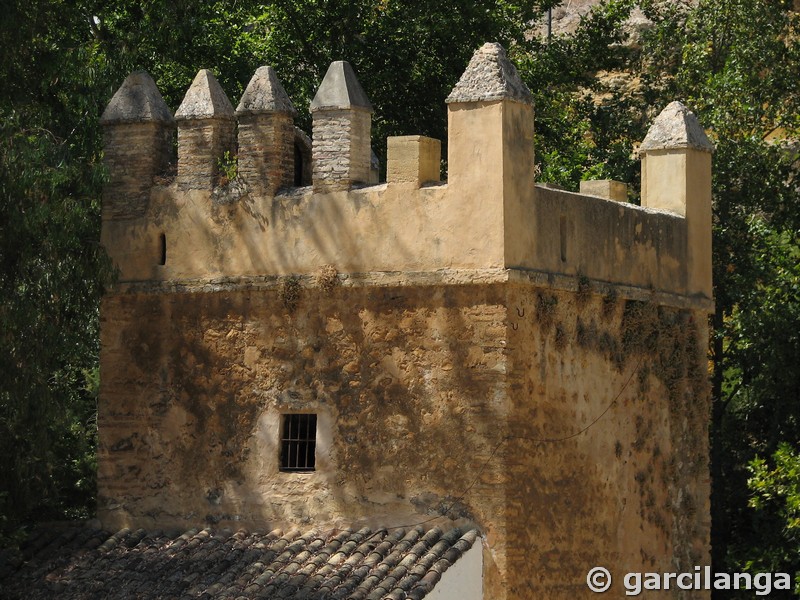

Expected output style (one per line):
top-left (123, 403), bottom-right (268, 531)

top-left (98, 43), bottom-right (713, 599)
top-left (99, 71), bottom-right (174, 220)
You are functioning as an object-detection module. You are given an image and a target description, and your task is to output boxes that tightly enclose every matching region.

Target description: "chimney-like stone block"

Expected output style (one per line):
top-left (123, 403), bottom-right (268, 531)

top-left (387, 136), bottom-right (441, 186)
top-left (311, 61), bottom-right (373, 192)
top-left (100, 71), bottom-right (175, 219)
top-left (579, 179), bottom-right (628, 202)
top-left (175, 69), bottom-right (235, 190)
top-left (639, 101), bottom-right (714, 298)
top-left (236, 66), bottom-right (297, 196)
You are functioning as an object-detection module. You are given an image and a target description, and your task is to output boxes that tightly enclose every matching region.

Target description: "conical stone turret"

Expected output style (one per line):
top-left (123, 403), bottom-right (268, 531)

top-left (100, 71), bottom-right (175, 219)
top-left (446, 42), bottom-right (532, 105)
top-left (175, 69), bottom-right (235, 190)
top-left (445, 43), bottom-right (535, 269)
top-left (639, 101), bottom-right (714, 298)
top-left (236, 66), bottom-right (297, 195)
top-left (310, 61), bottom-right (373, 191)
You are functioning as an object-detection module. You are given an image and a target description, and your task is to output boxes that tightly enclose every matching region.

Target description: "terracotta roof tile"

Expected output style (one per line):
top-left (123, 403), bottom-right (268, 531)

top-left (1, 523), bottom-right (480, 599)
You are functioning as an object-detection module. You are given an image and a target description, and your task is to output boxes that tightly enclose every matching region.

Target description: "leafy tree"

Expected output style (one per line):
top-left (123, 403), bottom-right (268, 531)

top-left (748, 443), bottom-right (800, 595)
top-left (518, 0), bottom-right (645, 190)
top-left (252, 0), bottom-right (546, 160)
top-left (0, 1), bottom-right (114, 534)
top-left (660, 2), bottom-right (800, 585)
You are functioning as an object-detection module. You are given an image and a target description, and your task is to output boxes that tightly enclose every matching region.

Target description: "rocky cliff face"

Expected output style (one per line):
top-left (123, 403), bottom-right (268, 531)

top-left (535, 0), bottom-right (682, 39)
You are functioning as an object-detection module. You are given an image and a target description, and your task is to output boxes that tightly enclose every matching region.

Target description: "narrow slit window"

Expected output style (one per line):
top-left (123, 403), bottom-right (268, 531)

top-left (559, 216), bottom-right (567, 262)
top-left (280, 414), bottom-right (317, 472)
top-left (158, 233), bottom-right (167, 266)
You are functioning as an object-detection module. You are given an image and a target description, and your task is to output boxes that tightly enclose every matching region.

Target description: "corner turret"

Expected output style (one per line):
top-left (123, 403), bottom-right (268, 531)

top-left (99, 71), bottom-right (175, 219)
top-left (639, 101), bottom-right (714, 298)
top-left (446, 42), bottom-right (535, 268)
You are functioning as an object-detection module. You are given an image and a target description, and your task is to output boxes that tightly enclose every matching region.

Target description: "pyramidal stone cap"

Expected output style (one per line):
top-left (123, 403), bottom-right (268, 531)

top-left (639, 101), bottom-right (714, 155)
top-left (100, 71), bottom-right (174, 125)
top-left (175, 69), bottom-right (234, 121)
top-left (236, 66), bottom-right (297, 116)
top-left (310, 61), bottom-right (373, 112)
top-left (446, 42), bottom-right (532, 105)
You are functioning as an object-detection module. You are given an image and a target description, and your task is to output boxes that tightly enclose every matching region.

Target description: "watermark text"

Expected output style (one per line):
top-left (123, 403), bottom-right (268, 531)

top-left (586, 566), bottom-right (793, 596)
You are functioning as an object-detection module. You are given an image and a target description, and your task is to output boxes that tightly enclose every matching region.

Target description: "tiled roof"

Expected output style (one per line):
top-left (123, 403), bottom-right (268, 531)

top-left (0, 524), bottom-right (479, 599)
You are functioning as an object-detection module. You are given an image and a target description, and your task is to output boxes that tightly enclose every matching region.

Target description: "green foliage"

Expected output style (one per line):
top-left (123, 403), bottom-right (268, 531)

top-left (748, 444), bottom-right (800, 595)
top-left (87, 0), bottom-right (552, 171)
top-left (668, 2), bottom-right (800, 583)
top-left (217, 151), bottom-right (238, 185)
top-left (0, 1), bottom-right (114, 537)
top-left (251, 0), bottom-right (547, 170)
top-left (518, 0), bottom-right (643, 191)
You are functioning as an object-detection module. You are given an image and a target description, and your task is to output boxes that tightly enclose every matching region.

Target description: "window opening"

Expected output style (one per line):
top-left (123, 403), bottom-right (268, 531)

top-left (559, 216), bottom-right (567, 262)
top-left (294, 143), bottom-right (304, 186)
top-left (280, 413), bottom-right (317, 472)
top-left (159, 233), bottom-right (167, 266)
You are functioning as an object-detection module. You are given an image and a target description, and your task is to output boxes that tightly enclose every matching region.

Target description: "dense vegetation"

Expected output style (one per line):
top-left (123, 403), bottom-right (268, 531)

top-left (1, 0), bottom-right (798, 594)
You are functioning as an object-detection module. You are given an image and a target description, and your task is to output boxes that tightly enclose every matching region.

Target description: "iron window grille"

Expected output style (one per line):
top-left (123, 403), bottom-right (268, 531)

top-left (280, 413), bottom-right (317, 472)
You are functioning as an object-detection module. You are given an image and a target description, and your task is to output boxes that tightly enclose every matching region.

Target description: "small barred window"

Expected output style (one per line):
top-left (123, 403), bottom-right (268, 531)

top-left (280, 414), bottom-right (317, 472)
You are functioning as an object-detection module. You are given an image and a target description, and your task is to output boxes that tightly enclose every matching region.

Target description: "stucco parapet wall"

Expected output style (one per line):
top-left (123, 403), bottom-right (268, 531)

top-left (446, 42), bottom-right (532, 105)
top-left (638, 100), bottom-right (714, 155)
top-left (107, 268), bottom-right (714, 312)
top-left (510, 185), bottom-right (702, 298)
top-left (103, 179), bottom-right (706, 300)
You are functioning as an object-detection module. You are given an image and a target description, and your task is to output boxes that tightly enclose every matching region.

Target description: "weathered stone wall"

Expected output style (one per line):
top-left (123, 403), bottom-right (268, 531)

top-left (98, 274), bottom-right (710, 598)
top-left (102, 122), bottom-right (174, 220)
top-left (312, 109), bottom-right (372, 190)
top-left (176, 119), bottom-right (235, 189)
top-left (503, 282), bottom-right (710, 598)
top-left (237, 114), bottom-right (295, 193)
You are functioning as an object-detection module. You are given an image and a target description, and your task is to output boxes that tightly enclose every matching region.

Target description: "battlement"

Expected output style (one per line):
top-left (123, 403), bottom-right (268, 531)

top-left (100, 43), bottom-right (714, 305)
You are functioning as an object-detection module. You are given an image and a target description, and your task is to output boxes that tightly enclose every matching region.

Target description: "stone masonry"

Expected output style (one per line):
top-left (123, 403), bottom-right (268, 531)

top-left (99, 72), bottom-right (174, 220)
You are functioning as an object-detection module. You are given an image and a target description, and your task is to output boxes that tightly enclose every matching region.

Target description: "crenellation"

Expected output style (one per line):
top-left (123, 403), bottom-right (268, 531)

top-left (639, 101), bottom-right (713, 298)
top-left (386, 136), bottom-right (441, 186)
top-left (310, 61), bottom-right (373, 191)
top-left (579, 179), bottom-right (628, 202)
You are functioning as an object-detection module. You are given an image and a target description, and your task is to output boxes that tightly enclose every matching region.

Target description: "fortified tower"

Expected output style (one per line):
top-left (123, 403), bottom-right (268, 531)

top-left (98, 43), bottom-right (713, 599)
